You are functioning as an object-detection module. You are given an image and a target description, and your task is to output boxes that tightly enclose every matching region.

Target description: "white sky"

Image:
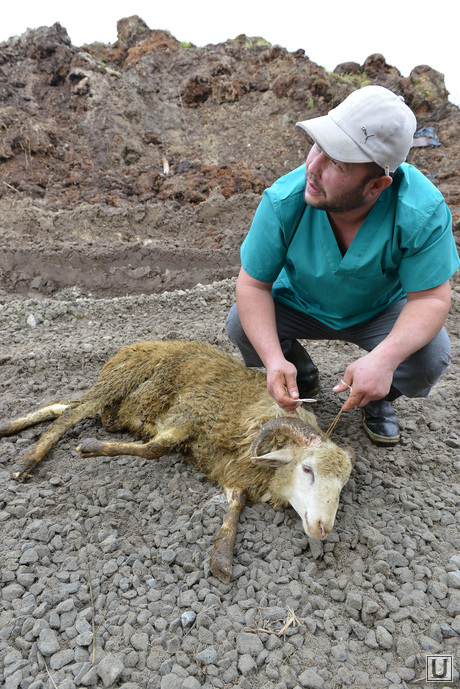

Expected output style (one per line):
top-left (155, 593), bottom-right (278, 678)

top-left (2, 0), bottom-right (459, 105)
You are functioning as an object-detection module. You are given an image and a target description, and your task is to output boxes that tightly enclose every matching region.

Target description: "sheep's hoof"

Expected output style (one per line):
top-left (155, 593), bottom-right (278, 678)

top-left (77, 438), bottom-right (105, 457)
top-left (11, 464), bottom-right (33, 482)
top-left (209, 549), bottom-right (233, 583)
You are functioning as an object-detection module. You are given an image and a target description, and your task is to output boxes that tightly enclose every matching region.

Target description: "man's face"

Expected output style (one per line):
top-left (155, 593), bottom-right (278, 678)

top-left (305, 144), bottom-right (375, 213)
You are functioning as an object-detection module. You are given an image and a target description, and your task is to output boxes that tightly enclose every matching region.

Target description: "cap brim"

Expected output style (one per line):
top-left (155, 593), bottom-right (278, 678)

top-left (296, 116), bottom-right (373, 164)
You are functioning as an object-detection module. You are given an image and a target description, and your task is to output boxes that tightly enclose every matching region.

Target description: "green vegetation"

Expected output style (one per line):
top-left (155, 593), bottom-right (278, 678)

top-left (231, 34), bottom-right (272, 48)
top-left (328, 71), bottom-right (371, 90)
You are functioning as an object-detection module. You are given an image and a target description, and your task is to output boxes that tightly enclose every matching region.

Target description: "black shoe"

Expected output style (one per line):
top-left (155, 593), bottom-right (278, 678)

top-left (297, 371), bottom-right (321, 398)
top-left (362, 400), bottom-right (400, 446)
top-left (285, 340), bottom-right (320, 397)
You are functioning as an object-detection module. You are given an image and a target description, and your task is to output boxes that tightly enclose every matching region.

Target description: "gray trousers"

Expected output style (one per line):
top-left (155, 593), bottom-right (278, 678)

top-left (226, 298), bottom-right (452, 399)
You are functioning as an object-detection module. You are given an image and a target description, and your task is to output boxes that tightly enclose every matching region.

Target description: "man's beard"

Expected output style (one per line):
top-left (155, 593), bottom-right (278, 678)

top-left (305, 174), bottom-right (368, 213)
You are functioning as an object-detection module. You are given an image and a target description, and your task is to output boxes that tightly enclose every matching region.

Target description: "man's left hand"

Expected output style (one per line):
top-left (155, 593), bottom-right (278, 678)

top-left (333, 352), bottom-right (394, 410)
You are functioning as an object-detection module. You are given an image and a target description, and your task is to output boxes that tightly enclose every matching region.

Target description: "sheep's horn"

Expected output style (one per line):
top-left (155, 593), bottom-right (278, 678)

top-left (251, 417), bottom-right (323, 457)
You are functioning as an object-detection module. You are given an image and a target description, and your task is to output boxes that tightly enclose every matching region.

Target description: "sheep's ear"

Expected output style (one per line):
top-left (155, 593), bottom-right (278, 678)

top-left (251, 450), bottom-right (293, 467)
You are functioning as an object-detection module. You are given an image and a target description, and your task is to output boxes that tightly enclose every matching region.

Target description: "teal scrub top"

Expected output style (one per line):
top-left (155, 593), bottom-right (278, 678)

top-left (241, 163), bottom-right (460, 330)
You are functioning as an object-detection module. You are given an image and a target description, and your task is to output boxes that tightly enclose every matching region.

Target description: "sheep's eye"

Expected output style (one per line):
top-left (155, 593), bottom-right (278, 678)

top-left (302, 465), bottom-right (314, 477)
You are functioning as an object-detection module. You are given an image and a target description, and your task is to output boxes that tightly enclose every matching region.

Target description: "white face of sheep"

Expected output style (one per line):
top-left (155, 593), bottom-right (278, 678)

top-left (253, 440), bottom-right (355, 540)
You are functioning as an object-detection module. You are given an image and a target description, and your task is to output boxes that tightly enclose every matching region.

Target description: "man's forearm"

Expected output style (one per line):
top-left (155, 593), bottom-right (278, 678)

top-left (335, 283), bottom-right (451, 409)
top-left (370, 289), bottom-right (451, 373)
top-left (235, 281), bottom-right (284, 368)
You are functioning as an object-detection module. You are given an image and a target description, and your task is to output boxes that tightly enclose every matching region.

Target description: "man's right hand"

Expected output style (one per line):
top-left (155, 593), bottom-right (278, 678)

top-left (266, 359), bottom-right (303, 413)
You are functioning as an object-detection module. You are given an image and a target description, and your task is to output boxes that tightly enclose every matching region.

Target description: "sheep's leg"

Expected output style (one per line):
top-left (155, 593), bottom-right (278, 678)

top-left (77, 427), bottom-right (190, 460)
top-left (0, 402), bottom-right (70, 437)
top-left (10, 402), bottom-right (94, 482)
top-left (210, 487), bottom-right (247, 583)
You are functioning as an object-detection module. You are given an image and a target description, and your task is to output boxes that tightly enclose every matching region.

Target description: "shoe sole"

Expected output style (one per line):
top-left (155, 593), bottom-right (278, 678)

top-left (362, 418), bottom-right (400, 446)
top-left (302, 383), bottom-right (321, 398)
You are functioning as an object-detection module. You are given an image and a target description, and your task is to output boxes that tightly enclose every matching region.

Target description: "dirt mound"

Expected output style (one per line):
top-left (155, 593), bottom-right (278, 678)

top-left (0, 17), bottom-right (459, 300)
top-left (0, 21), bottom-right (459, 302)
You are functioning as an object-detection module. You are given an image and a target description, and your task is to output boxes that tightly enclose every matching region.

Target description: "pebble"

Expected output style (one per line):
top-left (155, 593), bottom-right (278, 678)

top-left (238, 653), bottom-right (257, 676)
top-left (97, 654), bottom-right (124, 686)
top-left (181, 611), bottom-right (196, 628)
top-left (195, 647), bottom-right (218, 665)
top-left (49, 648), bottom-right (75, 670)
top-left (160, 675), bottom-right (183, 689)
top-left (376, 626), bottom-right (394, 650)
top-left (182, 678), bottom-right (202, 689)
top-left (236, 632), bottom-right (264, 656)
top-left (37, 629), bottom-right (60, 655)
top-left (297, 668), bottom-right (325, 688)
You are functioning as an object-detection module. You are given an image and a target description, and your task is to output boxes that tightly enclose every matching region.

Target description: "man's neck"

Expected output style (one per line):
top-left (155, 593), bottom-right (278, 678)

top-left (327, 198), bottom-right (378, 254)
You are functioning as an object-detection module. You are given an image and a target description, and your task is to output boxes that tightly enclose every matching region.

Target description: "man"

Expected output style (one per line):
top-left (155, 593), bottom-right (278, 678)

top-left (226, 85), bottom-right (459, 446)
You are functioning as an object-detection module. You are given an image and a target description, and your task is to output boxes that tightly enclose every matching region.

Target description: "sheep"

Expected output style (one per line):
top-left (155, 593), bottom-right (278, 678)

top-left (0, 340), bottom-right (355, 582)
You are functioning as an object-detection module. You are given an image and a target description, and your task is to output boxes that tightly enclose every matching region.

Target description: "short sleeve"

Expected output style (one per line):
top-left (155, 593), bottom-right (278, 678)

top-left (397, 201), bottom-right (460, 292)
top-left (240, 164), bottom-right (308, 283)
top-left (240, 190), bottom-right (288, 283)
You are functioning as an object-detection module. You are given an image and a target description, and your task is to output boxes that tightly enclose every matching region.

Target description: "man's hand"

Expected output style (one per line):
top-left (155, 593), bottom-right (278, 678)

top-left (333, 282), bottom-right (452, 410)
top-left (266, 359), bottom-right (303, 413)
top-left (333, 351), bottom-right (394, 410)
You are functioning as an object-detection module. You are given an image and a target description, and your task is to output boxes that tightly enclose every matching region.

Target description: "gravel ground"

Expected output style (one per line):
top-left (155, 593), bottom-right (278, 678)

top-left (1, 278), bottom-right (459, 689)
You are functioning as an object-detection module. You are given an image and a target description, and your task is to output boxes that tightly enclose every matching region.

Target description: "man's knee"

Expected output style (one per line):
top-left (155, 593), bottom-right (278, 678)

top-left (226, 304), bottom-right (244, 345)
top-left (226, 304), bottom-right (263, 367)
top-left (393, 327), bottom-right (451, 398)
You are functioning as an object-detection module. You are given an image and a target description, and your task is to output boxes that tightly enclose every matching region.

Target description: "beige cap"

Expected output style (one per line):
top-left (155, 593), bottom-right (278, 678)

top-left (296, 85), bottom-right (417, 173)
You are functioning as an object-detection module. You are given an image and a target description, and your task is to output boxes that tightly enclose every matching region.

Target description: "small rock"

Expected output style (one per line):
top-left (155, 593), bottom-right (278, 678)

top-left (346, 592), bottom-right (363, 611)
top-left (2, 584), bottom-right (25, 601)
top-left (181, 611), bottom-right (196, 628)
top-left (428, 581), bottom-right (448, 599)
top-left (418, 634), bottom-right (443, 653)
top-left (161, 549), bottom-right (176, 564)
top-left (182, 677), bottom-right (202, 689)
top-left (364, 630), bottom-right (379, 648)
top-left (102, 560), bottom-right (118, 575)
top-left (100, 534), bottom-right (118, 553)
top-left (447, 592), bottom-right (460, 617)
top-left (49, 648), bottom-right (75, 670)
top-left (298, 667), bottom-right (325, 688)
top-left (236, 632), bottom-right (264, 656)
top-left (331, 642), bottom-right (347, 661)
top-left (160, 675), bottom-right (183, 689)
top-left (447, 571), bottom-right (460, 588)
top-left (379, 591), bottom-right (400, 612)
top-left (309, 539), bottom-right (324, 559)
top-left (238, 653), bottom-right (257, 676)
top-left (5, 669), bottom-right (22, 689)
top-left (19, 548), bottom-right (39, 564)
top-left (76, 630), bottom-right (94, 647)
top-left (130, 632), bottom-right (149, 651)
top-left (376, 625), bottom-right (393, 650)
top-left (37, 628), bottom-right (60, 656)
top-left (383, 550), bottom-right (409, 567)
top-left (97, 653), bottom-right (124, 686)
top-left (195, 647), bottom-right (218, 665)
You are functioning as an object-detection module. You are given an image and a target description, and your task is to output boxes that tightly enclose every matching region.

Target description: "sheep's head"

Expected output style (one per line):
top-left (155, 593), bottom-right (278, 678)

top-left (251, 418), bottom-right (355, 540)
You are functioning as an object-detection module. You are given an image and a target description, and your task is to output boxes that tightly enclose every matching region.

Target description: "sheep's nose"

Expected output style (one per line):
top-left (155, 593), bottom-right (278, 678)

top-left (305, 516), bottom-right (329, 540)
top-left (318, 521), bottom-right (328, 538)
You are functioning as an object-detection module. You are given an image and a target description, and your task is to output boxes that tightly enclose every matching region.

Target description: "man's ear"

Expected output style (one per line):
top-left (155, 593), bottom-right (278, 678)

top-left (365, 174), bottom-right (392, 199)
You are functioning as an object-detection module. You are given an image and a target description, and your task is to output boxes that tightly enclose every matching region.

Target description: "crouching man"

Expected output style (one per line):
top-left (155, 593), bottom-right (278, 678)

top-left (227, 85), bottom-right (460, 446)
